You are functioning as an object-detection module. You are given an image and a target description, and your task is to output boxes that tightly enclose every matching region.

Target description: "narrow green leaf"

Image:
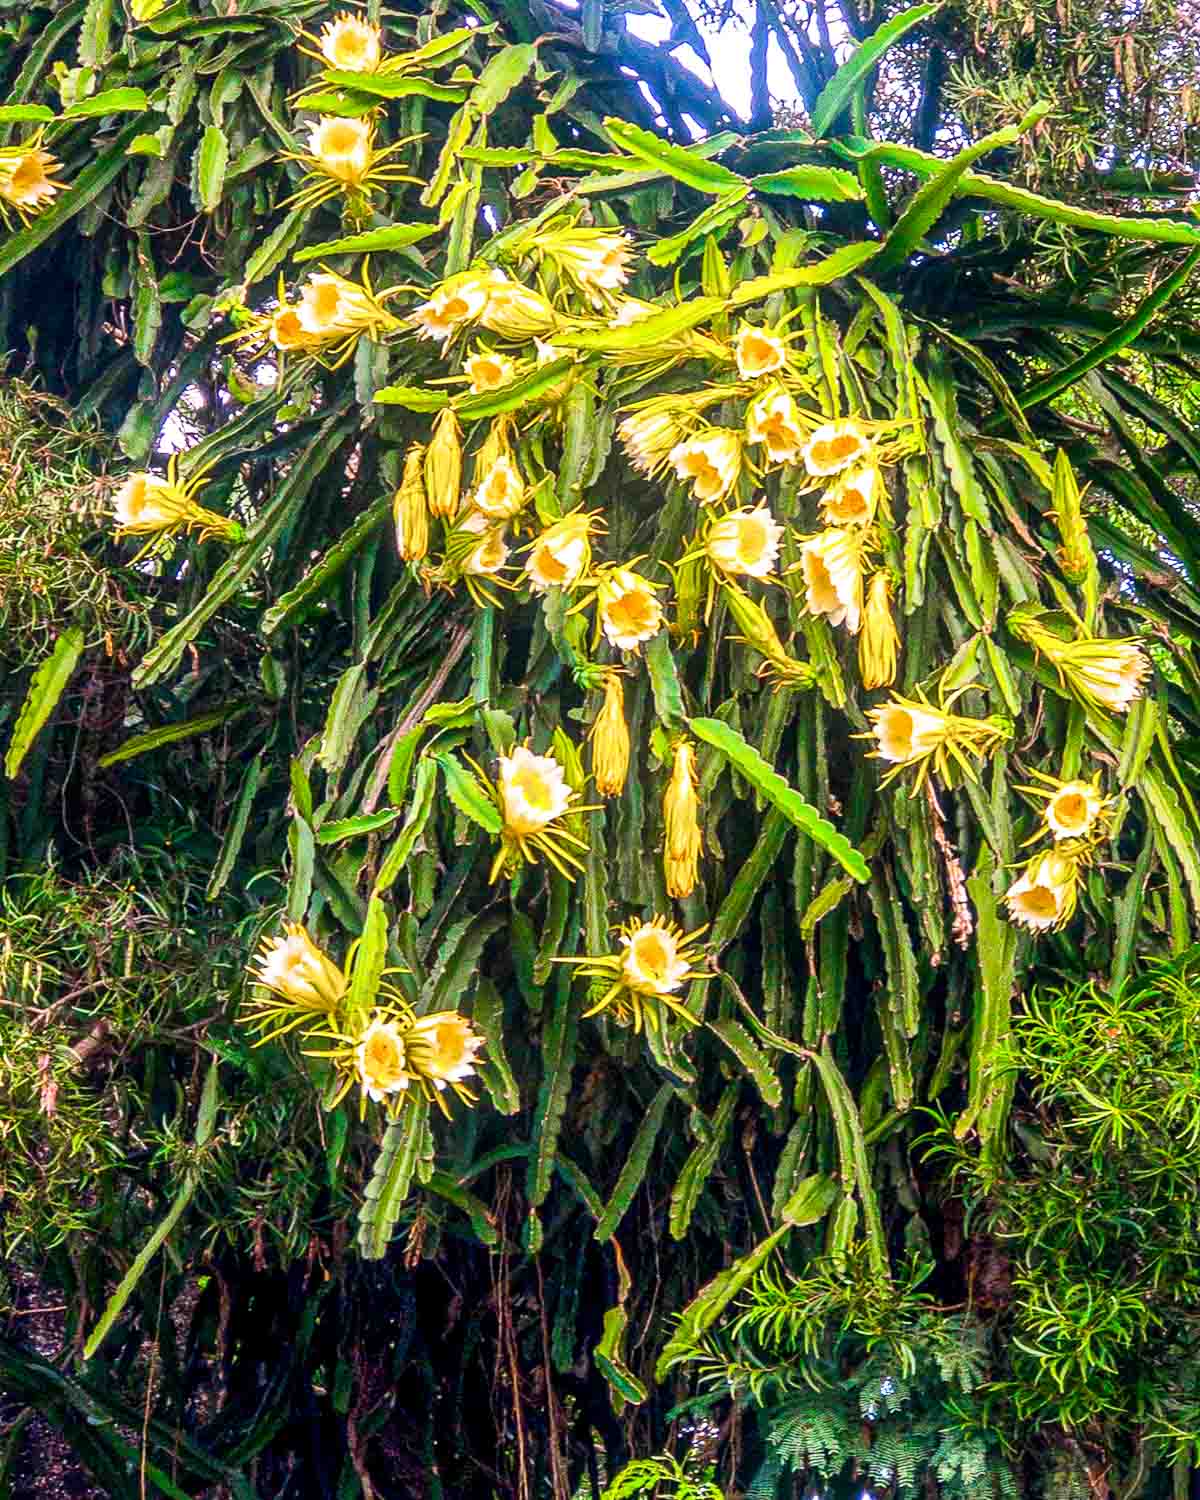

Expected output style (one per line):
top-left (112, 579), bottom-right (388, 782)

top-left (669, 1084), bottom-right (737, 1241)
top-left (456, 356), bottom-right (577, 419)
top-left (706, 807), bottom-right (792, 956)
top-left (347, 895), bottom-right (389, 1018)
top-left (420, 910), bottom-right (504, 1014)
top-left (196, 122), bottom-right (228, 212)
top-left (261, 494), bottom-right (391, 636)
top-left (84, 1060), bottom-right (218, 1357)
top-left (527, 963), bottom-right (578, 1209)
top-left (98, 705), bottom-right (243, 768)
top-left (956, 846), bottom-right (1017, 1169)
top-left (781, 1172), bottom-right (840, 1226)
top-left (425, 1172), bottom-right (498, 1245)
top-left (833, 137), bottom-right (1200, 246)
top-left (206, 752), bottom-right (263, 900)
top-left (5, 627), bottom-right (84, 779)
top-left (752, 165), bottom-right (864, 201)
top-left (808, 1042), bottom-right (888, 1278)
top-left (656, 1219), bottom-right (791, 1379)
top-left (435, 754), bottom-right (502, 835)
top-left (373, 385), bottom-right (451, 411)
top-left (596, 1240), bottom-right (648, 1408)
top-left (645, 630), bottom-right (685, 730)
top-left (470, 43), bottom-right (536, 113)
top-left (875, 102), bottom-right (1050, 272)
top-left (728, 242), bottom-right (880, 303)
top-left (553, 297), bottom-right (725, 352)
top-left (689, 716), bottom-right (869, 880)
top-left (62, 87), bottom-right (149, 118)
top-left (243, 204), bottom-right (312, 286)
top-left (1018, 246), bottom-right (1200, 412)
top-left (389, 27), bottom-right (484, 73)
top-left (295, 222), bottom-right (436, 261)
top-left (595, 1083), bottom-right (674, 1242)
top-left (0, 105), bottom-right (55, 123)
top-left (357, 1098), bottom-right (434, 1259)
top-left (810, 3), bottom-right (940, 137)
top-left (80, 0), bottom-right (114, 69)
top-left (85, 1184), bottom-right (194, 1360)
top-left (315, 809), bottom-right (404, 845)
top-left (645, 190), bottom-right (749, 267)
top-left (472, 977), bottom-right (520, 1114)
top-left (602, 118), bottom-right (746, 193)
top-left (375, 757), bottom-right (438, 895)
top-left (321, 70), bottom-right (469, 102)
top-left (709, 1015), bottom-right (783, 1106)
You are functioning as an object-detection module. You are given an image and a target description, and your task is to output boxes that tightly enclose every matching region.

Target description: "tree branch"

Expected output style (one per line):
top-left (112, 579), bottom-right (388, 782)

top-left (749, 1), bottom-right (772, 133)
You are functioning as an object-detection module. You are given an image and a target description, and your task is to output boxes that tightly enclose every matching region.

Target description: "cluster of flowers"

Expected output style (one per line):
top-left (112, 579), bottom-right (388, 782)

top-left (248, 921), bottom-right (485, 1118)
top-left (99, 7), bottom-right (1156, 1092)
top-left (1005, 771), bottom-right (1115, 931)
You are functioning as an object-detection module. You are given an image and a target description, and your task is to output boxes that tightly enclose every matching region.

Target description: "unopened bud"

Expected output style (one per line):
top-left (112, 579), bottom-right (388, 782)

top-left (424, 408), bottom-right (462, 519)
top-left (394, 443), bottom-right (429, 562)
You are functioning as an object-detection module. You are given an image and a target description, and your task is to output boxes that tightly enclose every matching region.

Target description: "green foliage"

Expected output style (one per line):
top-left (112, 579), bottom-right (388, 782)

top-left (922, 949), bottom-right (1200, 1453)
top-left (0, 383), bottom-right (150, 663)
top-left (602, 1452), bottom-right (723, 1500)
top-left (3, 1), bottom-right (1200, 1497)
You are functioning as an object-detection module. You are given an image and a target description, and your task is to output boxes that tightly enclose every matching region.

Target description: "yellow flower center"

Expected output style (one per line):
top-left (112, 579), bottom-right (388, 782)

top-left (365, 1031), bottom-right (400, 1072)
top-left (1018, 886), bottom-right (1058, 921)
top-left (10, 154), bottom-right (51, 203)
top-left (324, 121), bottom-right (363, 155)
top-left (512, 766), bottom-right (554, 811)
top-left (607, 590), bottom-right (656, 636)
top-left (443, 292), bottom-right (476, 323)
top-left (879, 708), bottom-right (915, 759)
top-left (739, 333), bottom-right (783, 375)
top-left (426, 1019), bottom-right (461, 1068)
top-left (534, 546), bottom-right (569, 584)
top-left (812, 433), bottom-right (863, 467)
top-left (824, 475), bottom-right (873, 526)
top-left (759, 413), bottom-right (797, 449)
top-left (631, 931), bottom-right (671, 981)
top-left (804, 554), bottom-right (840, 614)
top-left (679, 453), bottom-right (717, 484)
top-left (307, 281), bottom-right (342, 326)
top-left (335, 33), bottom-right (369, 65)
top-left (469, 356), bottom-right (508, 390)
top-left (734, 515), bottom-right (770, 565)
top-left (122, 475), bottom-right (153, 520)
top-left (1051, 791), bottom-right (1088, 830)
top-left (470, 532), bottom-right (507, 573)
top-left (272, 308), bottom-right (307, 347)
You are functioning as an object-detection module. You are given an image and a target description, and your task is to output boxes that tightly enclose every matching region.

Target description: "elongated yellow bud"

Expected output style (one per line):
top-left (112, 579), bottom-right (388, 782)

top-left (663, 740), bottom-right (701, 899)
top-left (394, 443), bottom-right (429, 562)
top-left (591, 673), bottom-right (630, 797)
top-left (858, 572), bottom-right (899, 690)
top-left (424, 408), bottom-right (462, 519)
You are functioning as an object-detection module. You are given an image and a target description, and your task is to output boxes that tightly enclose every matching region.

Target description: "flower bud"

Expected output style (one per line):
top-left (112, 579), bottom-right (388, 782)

top-left (663, 740), bottom-right (701, 900)
top-left (591, 673), bottom-right (630, 797)
top-left (1051, 449), bottom-right (1095, 585)
top-left (424, 408), bottom-right (463, 519)
top-left (393, 443), bottom-right (429, 562)
top-left (858, 572), bottom-right (899, 690)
